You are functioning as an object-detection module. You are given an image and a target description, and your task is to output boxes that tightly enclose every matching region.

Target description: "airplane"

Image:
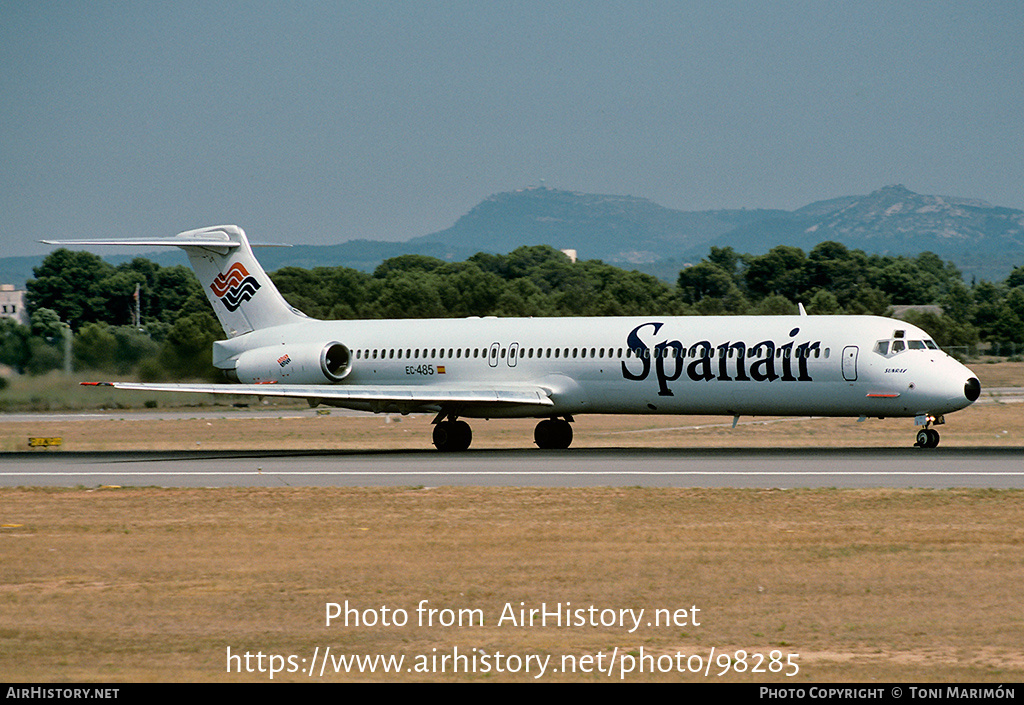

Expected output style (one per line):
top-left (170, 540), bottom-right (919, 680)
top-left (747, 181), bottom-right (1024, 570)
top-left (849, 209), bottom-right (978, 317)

top-left (43, 224), bottom-right (982, 451)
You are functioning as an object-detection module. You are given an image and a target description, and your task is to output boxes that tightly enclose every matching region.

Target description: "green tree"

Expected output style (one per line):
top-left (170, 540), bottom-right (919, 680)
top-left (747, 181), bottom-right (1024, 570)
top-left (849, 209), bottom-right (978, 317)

top-left (373, 254), bottom-right (446, 279)
top-left (743, 246), bottom-right (807, 301)
top-left (30, 308), bottom-right (65, 340)
top-left (150, 265), bottom-right (202, 322)
top-left (73, 323), bottom-right (117, 371)
top-left (678, 262), bottom-right (739, 305)
top-left (0, 318), bottom-right (32, 373)
top-left (376, 271), bottom-right (445, 318)
top-left (753, 294), bottom-right (798, 316)
top-left (26, 249), bottom-right (116, 328)
top-left (845, 287), bottom-right (892, 316)
top-left (901, 310), bottom-right (979, 350)
top-left (434, 262), bottom-right (505, 316)
top-left (25, 337), bottom-right (63, 375)
top-left (706, 246), bottom-right (742, 284)
top-left (806, 289), bottom-right (844, 315)
top-left (159, 312), bottom-right (222, 379)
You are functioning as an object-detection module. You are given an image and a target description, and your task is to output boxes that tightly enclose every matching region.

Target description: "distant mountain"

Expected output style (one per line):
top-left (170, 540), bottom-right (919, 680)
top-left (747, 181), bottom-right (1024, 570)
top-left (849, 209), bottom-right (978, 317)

top-left (708, 185), bottom-right (1024, 280)
top-left (409, 186), bottom-right (784, 266)
top-left (410, 185), bottom-right (1024, 280)
top-left (3, 185), bottom-right (1021, 288)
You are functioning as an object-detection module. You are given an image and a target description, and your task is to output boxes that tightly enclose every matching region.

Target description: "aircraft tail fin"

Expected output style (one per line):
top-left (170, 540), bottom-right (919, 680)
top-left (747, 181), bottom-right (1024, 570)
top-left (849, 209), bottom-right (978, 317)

top-left (42, 225), bottom-right (306, 337)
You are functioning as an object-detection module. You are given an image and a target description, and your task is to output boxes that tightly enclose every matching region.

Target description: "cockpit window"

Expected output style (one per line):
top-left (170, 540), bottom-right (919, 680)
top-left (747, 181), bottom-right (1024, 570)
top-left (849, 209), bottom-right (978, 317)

top-left (873, 337), bottom-right (942, 358)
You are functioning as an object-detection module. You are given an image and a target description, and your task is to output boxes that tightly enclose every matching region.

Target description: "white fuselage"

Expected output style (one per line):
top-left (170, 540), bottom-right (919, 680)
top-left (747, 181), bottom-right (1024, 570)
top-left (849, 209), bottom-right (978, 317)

top-left (211, 313), bottom-right (979, 420)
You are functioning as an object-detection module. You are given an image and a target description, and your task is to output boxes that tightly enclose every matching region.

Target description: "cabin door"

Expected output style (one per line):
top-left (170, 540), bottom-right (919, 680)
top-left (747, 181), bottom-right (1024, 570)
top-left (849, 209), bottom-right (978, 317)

top-left (842, 346), bottom-right (858, 381)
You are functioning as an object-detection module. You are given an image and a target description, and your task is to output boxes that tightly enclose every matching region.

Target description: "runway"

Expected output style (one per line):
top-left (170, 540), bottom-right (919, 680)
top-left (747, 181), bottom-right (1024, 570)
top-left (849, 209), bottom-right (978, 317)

top-left (2, 447), bottom-right (1023, 488)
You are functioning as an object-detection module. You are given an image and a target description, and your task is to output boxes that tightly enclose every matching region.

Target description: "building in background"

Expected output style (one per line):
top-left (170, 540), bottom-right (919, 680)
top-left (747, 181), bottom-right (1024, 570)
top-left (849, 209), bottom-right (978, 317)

top-left (1, 284), bottom-right (30, 326)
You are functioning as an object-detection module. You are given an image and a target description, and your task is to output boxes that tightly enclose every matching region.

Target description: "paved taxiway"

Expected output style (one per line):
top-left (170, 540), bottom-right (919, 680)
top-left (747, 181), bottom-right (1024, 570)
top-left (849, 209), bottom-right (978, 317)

top-left (2, 447), bottom-right (1022, 488)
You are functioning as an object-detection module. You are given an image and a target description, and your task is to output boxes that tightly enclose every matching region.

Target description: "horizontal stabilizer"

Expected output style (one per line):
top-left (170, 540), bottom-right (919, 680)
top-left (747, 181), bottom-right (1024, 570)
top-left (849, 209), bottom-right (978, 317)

top-left (40, 238), bottom-right (241, 248)
top-left (41, 238), bottom-right (289, 248)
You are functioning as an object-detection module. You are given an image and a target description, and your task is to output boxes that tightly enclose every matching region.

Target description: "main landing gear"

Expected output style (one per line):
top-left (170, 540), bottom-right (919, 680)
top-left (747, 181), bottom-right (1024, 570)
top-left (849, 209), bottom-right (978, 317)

top-left (914, 415), bottom-right (943, 448)
top-left (431, 413), bottom-right (575, 451)
top-left (432, 417), bottom-right (472, 452)
top-left (534, 416), bottom-right (573, 449)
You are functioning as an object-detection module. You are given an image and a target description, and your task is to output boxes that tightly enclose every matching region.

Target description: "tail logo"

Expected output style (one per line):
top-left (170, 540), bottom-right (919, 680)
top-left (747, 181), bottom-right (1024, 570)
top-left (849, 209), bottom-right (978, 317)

top-left (211, 263), bottom-right (261, 312)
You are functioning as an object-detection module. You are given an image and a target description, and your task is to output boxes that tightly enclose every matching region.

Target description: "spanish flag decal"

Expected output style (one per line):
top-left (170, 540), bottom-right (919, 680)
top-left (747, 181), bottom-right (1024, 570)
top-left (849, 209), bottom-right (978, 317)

top-left (437, 366), bottom-right (446, 374)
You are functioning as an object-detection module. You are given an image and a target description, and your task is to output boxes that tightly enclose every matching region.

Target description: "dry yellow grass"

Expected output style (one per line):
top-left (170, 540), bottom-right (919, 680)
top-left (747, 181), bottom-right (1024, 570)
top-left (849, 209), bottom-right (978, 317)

top-left (2, 486), bottom-right (1023, 682)
top-left (971, 359), bottom-right (1024, 388)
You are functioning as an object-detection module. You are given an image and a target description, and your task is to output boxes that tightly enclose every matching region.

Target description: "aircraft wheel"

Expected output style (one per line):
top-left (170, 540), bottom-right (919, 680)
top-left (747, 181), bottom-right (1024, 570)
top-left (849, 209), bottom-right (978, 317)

top-left (915, 428), bottom-right (940, 448)
top-left (451, 420), bottom-right (472, 451)
top-left (432, 422), bottom-right (451, 451)
top-left (433, 420), bottom-right (472, 452)
top-left (534, 419), bottom-right (573, 449)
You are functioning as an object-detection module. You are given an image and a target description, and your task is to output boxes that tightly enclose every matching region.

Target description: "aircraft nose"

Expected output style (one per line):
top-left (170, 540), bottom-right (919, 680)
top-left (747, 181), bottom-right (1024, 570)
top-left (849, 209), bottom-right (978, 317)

top-left (964, 377), bottom-right (981, 403)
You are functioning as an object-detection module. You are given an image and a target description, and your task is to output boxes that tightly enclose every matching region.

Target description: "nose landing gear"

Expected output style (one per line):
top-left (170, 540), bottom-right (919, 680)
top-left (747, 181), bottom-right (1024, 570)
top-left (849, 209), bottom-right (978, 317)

top-left (915, 428), bottom-right (940, 448)
top-left (914, 415), bottom-right (943, 448)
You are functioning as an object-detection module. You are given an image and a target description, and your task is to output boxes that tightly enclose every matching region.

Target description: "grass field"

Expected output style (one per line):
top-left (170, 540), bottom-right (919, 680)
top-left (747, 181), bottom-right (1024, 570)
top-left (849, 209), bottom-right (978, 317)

top-left (2, 485), bottom-right (1023, 682)
top-left (1, 361), bottom-right (1022, 682)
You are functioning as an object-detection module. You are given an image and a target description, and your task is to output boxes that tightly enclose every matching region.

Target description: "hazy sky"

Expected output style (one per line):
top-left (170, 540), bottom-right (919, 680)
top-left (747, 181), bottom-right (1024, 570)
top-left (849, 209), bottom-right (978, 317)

top-left (2, 1), bottom-right (1022, 257)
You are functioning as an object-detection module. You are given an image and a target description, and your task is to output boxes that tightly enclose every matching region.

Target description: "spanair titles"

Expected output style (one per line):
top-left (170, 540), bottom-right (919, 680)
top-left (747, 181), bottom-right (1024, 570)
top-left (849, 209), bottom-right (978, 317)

top-left (621, 322), bottom-right (821, 397)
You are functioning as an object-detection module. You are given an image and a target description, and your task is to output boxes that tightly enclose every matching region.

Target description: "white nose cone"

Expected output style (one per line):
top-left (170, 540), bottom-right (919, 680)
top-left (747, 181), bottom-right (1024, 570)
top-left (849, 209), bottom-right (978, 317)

top-left (927, 358), bottom-right (981, 415)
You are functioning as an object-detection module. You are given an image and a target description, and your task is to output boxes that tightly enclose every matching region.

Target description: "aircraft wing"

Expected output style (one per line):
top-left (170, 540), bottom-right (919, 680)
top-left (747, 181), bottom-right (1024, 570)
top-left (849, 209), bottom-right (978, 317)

top-left (83, 381), bottom-right (554, 413)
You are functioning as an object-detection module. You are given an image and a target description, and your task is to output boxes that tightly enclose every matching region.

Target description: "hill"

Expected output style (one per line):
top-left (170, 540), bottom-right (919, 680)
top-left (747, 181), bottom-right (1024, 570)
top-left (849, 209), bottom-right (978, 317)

top-left (711, 185), bottom-right (1024, 280)
top-left (409, 186), bottom-right (784, 266)
top-left (5, 185), bottom-right (1022, 287)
